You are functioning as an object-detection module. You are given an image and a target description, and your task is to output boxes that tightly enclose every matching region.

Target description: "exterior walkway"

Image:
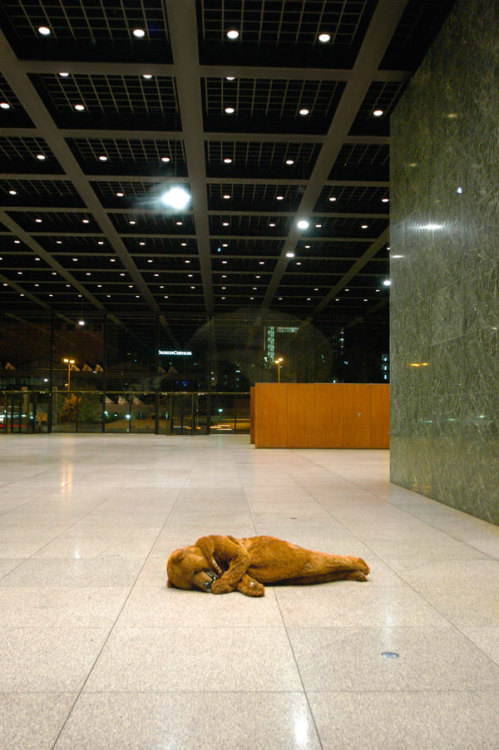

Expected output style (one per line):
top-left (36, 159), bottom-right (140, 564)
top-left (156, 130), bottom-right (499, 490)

top-left (0, 434), bottom-right (497, 749)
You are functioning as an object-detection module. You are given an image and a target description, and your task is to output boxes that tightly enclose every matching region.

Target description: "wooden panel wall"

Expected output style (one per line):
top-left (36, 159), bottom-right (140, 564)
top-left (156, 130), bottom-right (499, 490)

top-left (253, 383), bottom-right (288, 447)
top-left (314, 384), bottom-right (343, 447)
top-left (250, 386), bottom-right (255, 444)
top-left (370, 384), bottom-right (390, 448)
top-left (287, 384), bottom-right (316, 447)
top-left (254, 383), bottom-right (389, 448)
top-left (342, 384), bottom-right (372, 448)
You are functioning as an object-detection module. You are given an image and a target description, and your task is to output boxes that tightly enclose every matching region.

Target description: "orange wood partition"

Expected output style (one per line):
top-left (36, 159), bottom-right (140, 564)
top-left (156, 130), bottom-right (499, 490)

top-left (253, 383), bottom-right (389, 448)
top-left (287, 384), bottom-right (317, 447)
top-left (370, 384), bottom-right (390, 448)
top-left (253, 383), bottom-right (288, 447)
top-left (342, 384), bottom-right (372, 448)
top-left (250, 387), bottom-right (255, 443)
top-left (314, 384), bottom-right (344, 447)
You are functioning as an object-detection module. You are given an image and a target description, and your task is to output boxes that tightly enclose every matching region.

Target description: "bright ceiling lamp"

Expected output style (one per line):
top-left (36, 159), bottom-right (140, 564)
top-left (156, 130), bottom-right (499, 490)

top-left (160, 186), bottom-right (191, 210)
top-left (226, 29), bottom-right (239, 40)
top-left (297, 219), bottom-right (310, 230)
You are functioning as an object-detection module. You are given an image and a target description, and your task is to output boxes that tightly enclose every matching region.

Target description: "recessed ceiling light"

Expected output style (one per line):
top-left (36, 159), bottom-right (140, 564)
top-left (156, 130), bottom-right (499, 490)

top-left (285, 159), bottom-right (294, 165)
top-left (315, 223), bottom-right (322, 228)
top-left (116, 192), bottom-right (124, 197)
top-left (304, 244), bottom-right (310, 248)
top-left (38, 26), bottom-right (51, 36)
top-left (160, 186), bottom-right (190, 209)
top-left (373, 109), bottom-right (384, 117)
top-left (133, 28), bottom-right (146, 38)
top-left (318, 32), bottom-right (331, 43)
top-left (98, 240), bottom-right (104, 245)
top-left (98, 155), bottom-right (108, 161)
top-left (361, 224), bottom-right (368, 229)
top-left (259, 261), bottom-right (264, 264)
top-left (226, 29), bottom-right (239, 39)
top-left (36, 154), bottom-right (46, 160)
top-left (383, 279), bottom-right (391, 286)
top-left (222, 260), bottom-right (227, 264)
top-left (176, 220), bottom-right (183, 226)
top-left (224, 107), bottom-right (235, 114)
top-left (59, 72), bottom-right (69, 77)
top-left (223, 194), bottom-right (231, 199)
top-left (276, 195), bottom-right (284, 201)
top-left (223, 157), bottom-right (232, 164)
top-left (226, 76), bottom-right (236, 81)
top-left (142, 74), bottom-right (152, 79)
top-left (297, 219), bottom-right (309, 229)
top-left (139, 241), bottom-right (146, 246)
top-left (147, 259), bottom-right (153, 263)
top-left (74, 104), bottom-right (85, 111)
top-left (185, 260), bottom-right (191, 263)
top-left (9, 189), bottom-right (17, 195)
top-left (129, 220), bottom-right (136, 225)
top-left (286, 252), bottom-right (295, 258)
top-left (307, 297), bottom-right (311, 301)
top-left (35, 218), bottom-right (42, 223)
top-left (0, 102), bottom-right (11, 110)
top-left (222, 221), bottom-right (229, 226)
top-left (329, 196), bottom-right (337, 202)
top-left (110, 258), bottom-right (116, 262)
top-left (35, 257), bottom-right (40, 261)
top-left (56, 240), bottom-right (62, 244)
top-left (82, 219), bottom-right (89, 224)
top-left (161, 156), bottom-right (170, 163)
top-left (382, 197), bottom-right (389, 203)
top-left (296, 261), bottom-right (302, 265)
top-left (269, 222), bottom-right (276, 227)
top-left (72, 257), bottom-right (78, 261)
top-left (181, 242), bottom-right (187, 246)
top-left (314, 288), bottom-right (319, 291)
top-left (222, 243), bottom-right (228, 247)
top-left (299, 108), bottom-right (310, 116)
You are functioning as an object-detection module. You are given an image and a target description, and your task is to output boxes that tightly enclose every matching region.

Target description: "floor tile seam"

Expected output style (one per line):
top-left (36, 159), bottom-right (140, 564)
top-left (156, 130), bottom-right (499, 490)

top-left (0, 487), bottom-right (133, 583)
top-left (385, 484), bottom-right (499, 554)
top-left (271, 502), bottom-right (488, 640)
top-left (238, 484), bottom-right (290, 630)
top-left (285, 621), bottom-right (499, 664)
top-left (271, 587), bottom-right (325, 750)
top-left (48, 462), bottom-right (195, 750)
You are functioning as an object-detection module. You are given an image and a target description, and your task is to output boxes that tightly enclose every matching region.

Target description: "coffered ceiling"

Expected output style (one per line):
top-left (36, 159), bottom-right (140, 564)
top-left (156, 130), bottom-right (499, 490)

top-left (0, 0), bottom-right (455, 347)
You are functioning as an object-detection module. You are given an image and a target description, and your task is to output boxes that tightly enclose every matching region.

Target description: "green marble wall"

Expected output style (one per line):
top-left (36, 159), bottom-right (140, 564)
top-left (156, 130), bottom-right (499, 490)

top-left (390, 0), bottom-right (498, 524)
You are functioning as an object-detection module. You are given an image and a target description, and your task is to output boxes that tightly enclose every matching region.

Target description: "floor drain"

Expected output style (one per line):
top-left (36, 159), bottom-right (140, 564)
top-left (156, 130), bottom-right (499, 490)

top-left (381, 651), bottom-right (400, 659)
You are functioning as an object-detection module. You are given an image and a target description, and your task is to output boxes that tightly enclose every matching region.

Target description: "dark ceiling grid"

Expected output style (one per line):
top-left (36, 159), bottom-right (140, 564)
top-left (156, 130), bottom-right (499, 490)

top-left (0, 27), bottom-right (177, 344)
top-left (0, 0), bottom-right (458, 346)
top-left (262, 0), bottom-right (407, 311)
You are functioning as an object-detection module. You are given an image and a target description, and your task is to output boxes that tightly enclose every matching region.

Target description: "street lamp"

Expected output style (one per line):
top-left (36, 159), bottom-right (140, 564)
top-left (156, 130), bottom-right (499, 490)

top-left (63, 358), bottom-right (75, 390)
top-left (274, 357), bottom-right (283, 383)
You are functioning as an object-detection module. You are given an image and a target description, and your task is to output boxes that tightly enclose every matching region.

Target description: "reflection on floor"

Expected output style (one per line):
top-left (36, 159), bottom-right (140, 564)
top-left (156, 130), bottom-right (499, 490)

top-left (0, 434), bottom-right (497, 749)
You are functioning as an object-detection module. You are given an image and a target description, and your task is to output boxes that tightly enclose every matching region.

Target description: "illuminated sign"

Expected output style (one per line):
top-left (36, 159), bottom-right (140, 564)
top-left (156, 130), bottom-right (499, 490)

top-left (158, 350), bottom-right (192, 356)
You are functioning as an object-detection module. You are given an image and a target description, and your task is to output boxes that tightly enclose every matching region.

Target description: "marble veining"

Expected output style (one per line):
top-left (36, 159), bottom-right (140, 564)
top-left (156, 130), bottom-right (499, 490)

top-left (390, 0), bottom-right (499, 524)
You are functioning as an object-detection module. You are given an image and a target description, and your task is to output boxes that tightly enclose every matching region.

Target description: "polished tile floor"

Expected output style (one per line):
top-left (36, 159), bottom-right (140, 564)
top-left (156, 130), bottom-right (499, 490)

top-left (0, 434), bottom-right (498, 749)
